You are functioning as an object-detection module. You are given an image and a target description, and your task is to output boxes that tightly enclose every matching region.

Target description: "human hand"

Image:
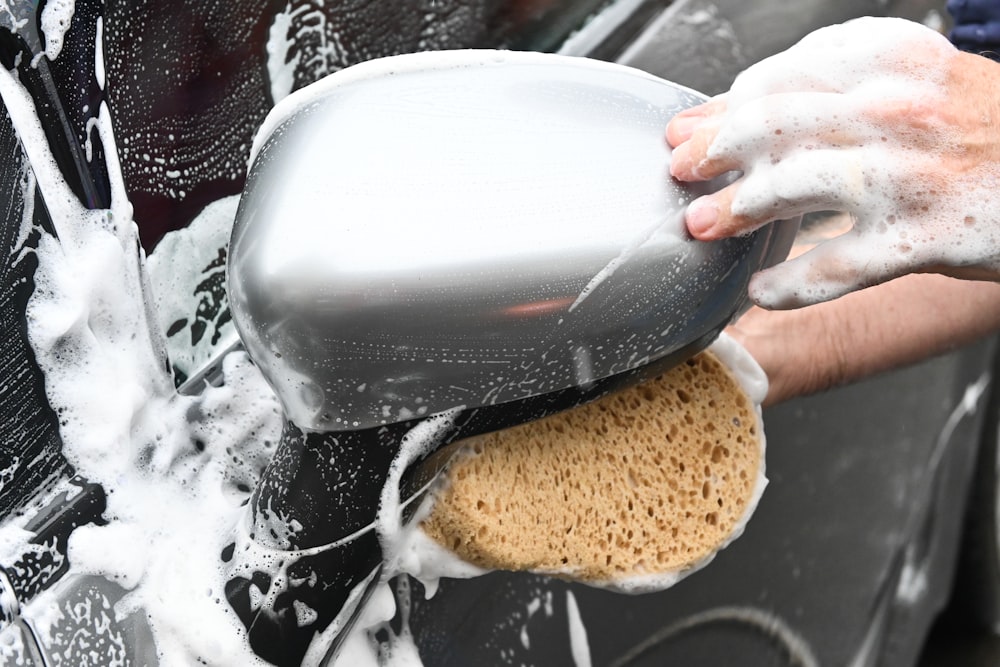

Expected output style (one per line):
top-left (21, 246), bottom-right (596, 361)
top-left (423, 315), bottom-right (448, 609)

top-left (728, 272), bottom-right (1000, 406)
top-left (667, 17), bottom-right (1000, 309)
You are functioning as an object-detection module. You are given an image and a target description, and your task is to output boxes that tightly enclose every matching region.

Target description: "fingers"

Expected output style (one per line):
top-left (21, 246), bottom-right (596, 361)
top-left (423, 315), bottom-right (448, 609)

top-left (669, 120), bottom-right (740, 182)
top-left (747, 229), bottom-right (916, 309)
top-left (666, 97), bottom-right (726, 146)
top-left (662, 18), bottom-right (974, 310)
top-left (685, 184), bottom-right (760, 240)
top-left (670, 91), bottom-right (865, 186)
top-left (665, 112), bottom-right (702, 147)
top-left (667, 98), bottom-right (738, 182)
top-left (685, 148), bottom-right (870, 241)
top-left (731, 148), bottom-right (869, 220)
top-left (667, 19), bottom-right (952, 184)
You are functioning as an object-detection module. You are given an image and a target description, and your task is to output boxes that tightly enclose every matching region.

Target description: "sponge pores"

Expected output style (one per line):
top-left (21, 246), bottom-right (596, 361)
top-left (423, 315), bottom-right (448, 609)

top-left (419, 349), bottom-right (762, 584)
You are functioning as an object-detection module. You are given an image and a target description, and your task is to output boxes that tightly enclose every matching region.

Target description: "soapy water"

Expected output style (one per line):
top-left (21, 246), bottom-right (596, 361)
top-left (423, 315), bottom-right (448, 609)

top-left (3, 70), bottom-right (769, 667)
top-left (0, 38), bottom-right (600, 662)
top-left (0, 12), bottom-right (778, 666)
top-left (566, 590), bottom-right (592, 667)
top-left (567, 207), bottom-right (686, 313)
top-left (147, 195), bottom-right (241, 383)
top-left (0, 31), bottom-right (331, 665)
top-left (685, 17), bottom-right (1000, 308)
top-left (0, 53), bottom-right (256, 665)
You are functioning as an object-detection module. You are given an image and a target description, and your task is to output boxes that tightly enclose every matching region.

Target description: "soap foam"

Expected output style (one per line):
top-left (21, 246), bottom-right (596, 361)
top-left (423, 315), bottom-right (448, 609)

top-left (0, 42), bottom-right (553, 665)
top-left (403, 333), bottom-right (767, 596)
top-left (346, 333), bottom-right (765, 663)
top-left (699, 17), bottom-right (1000, 307)
top-left (146, 194), bottom-right (241, 381)
top-left (0, 36), bottom-right (772, 667)
top-left (0, 57), bottom-right (285, 666)
top-left (40, 0), bottom-right (76, 61)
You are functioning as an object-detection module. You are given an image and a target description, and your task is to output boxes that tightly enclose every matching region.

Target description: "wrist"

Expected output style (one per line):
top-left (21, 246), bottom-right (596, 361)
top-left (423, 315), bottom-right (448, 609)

top-left (731, 274), bottom-right (1000, 406)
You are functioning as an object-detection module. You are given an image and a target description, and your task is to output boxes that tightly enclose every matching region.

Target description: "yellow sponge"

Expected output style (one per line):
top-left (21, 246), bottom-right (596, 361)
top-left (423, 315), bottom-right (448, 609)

top-left (420, 349), bottom-right (763, 585)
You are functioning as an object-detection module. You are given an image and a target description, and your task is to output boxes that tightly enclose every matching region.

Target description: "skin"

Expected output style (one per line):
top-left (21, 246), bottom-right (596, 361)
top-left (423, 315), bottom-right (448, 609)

top-left (731, 275), bottom-right (1000, 406)
top-left (665, 18), bottom-right (1000, 403)
top-left (667, 30), bottom-right (1000, 263)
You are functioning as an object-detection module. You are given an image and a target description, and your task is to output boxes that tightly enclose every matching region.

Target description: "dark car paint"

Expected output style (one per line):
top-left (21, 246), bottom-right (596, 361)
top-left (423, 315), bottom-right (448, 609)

top-left (0, 0), bottom-right (990, 665)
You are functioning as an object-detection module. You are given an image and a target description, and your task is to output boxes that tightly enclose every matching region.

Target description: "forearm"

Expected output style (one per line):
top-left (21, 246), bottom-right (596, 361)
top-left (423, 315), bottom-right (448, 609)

top-left (730, 274), bottom-right (1000, 405)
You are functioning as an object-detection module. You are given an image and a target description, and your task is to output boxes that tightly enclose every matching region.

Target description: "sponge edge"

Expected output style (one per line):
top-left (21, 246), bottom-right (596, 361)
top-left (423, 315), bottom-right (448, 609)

top-left (417, 333), bottom-right (768, 593)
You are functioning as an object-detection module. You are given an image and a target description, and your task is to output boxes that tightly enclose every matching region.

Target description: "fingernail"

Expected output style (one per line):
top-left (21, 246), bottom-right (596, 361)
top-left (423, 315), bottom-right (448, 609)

top-left (686, 199), bottom-right (719, 236)
top-left (667, 115), bottom-right (702, 144)
top-left (668, 149), bottom-right (688, 179)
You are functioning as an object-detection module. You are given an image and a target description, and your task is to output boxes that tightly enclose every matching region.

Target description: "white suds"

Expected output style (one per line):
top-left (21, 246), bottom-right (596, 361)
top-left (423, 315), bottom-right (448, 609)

top-left (391, 332), bottom-right (767, 601)
top-left (147, 194), bottom-right (241, 381)
top-left (568, 210), bottom-right (686, 312)
top-left (265, 4), bottom-right (301, 104)
top-left (0, 52), bottom-right (282, 666)
top-left (698, 17), bottom-right (1000, 307)
top-left (376, 408), bottom-right (463, 572)
top-left (94, 16), bottom-right (105, 89)
top-left (39, 0), bottom-right (75, 61)
top-left (0, 30), bottom-right (776, 667)
top-left (565, 590), bottom-right (592, 667)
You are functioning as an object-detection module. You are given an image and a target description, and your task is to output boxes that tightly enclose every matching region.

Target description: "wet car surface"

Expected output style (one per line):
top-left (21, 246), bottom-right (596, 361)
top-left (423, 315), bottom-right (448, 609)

top-left (0, 0), bottom-right (996, 665)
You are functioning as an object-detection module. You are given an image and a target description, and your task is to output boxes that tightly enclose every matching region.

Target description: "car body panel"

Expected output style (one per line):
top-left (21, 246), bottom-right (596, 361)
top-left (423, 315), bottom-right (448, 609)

top-left (0, 0), bottom-right (986, 666)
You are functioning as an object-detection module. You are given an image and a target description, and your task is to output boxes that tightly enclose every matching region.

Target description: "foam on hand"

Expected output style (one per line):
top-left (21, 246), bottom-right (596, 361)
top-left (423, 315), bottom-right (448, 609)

top-left (697, 17), bottom-right (1000, 308)
top-left (0, 26), bottom-right (775, 665)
